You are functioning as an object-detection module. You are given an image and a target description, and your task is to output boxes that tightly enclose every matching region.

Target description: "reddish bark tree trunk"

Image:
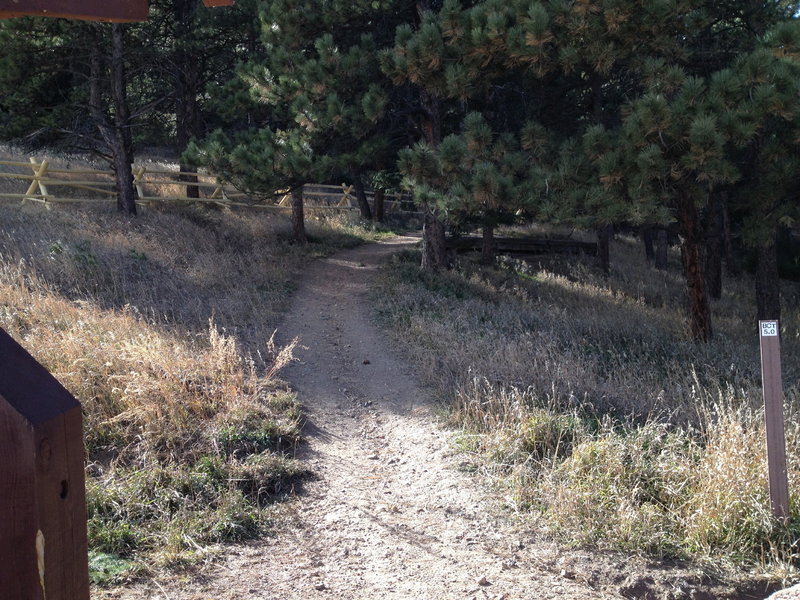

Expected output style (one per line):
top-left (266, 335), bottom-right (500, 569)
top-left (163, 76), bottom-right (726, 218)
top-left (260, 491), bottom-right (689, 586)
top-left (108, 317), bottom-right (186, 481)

top-left (596, 224), bottom-right (612, 276)
top-left (480, 221), bottom-right (496, 266)
top-left (111, 25), bottom-right (135, 216)
top-left (422, 207), bottom-right (447, 271)
top-left (92, 24), bottom-right (136, 215)
top-left (677, 194), bottom-right (712, 341)
top-left (418, 88), bottom-right (447, 270)
top-left (655, 229), bottom-right (668, 271)
top-left (704, 192), bottom-right (723, 300)
top-left (352, 170), bottom-right (373, 220)
top-left (756, 228), bottom-right (781, 321)
top-left (642, 227), bottom-right (655, 262)
top-left (291, 187), bottom-right (307, 244)
top-left (175, 0), bottom-right (200, 198)
top-left (414, 1), bottom-right (447, 271)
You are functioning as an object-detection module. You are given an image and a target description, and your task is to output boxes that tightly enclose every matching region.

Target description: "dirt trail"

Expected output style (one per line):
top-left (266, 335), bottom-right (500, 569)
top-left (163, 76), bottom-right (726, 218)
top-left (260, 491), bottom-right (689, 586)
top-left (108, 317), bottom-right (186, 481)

top-left (259, 236), bottom-right (617, 600)
top-left (107, 237), bottom-right (743, 600)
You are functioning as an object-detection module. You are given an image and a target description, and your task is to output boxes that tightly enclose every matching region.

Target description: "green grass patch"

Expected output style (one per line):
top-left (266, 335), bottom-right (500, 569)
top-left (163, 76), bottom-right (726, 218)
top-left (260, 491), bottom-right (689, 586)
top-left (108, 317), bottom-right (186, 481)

top-left (88, 552), bottom-right (138, 586)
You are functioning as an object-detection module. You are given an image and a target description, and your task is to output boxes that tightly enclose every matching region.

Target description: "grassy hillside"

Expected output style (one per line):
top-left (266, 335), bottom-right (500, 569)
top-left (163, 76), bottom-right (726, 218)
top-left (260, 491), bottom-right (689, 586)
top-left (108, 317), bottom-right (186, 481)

top-left (0, 195), bottom-right (375, 581)
top-left (374, 231), bottom-right (800, 581)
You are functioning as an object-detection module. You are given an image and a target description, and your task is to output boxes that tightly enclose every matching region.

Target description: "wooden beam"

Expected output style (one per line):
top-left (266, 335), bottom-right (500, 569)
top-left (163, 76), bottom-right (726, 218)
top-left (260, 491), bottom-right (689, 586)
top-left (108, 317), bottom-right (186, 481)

top-left (446, 236), bottom-right (598, 256)
top-left (0, 328), bottom-right (89, 600)
top-left (759, 320), bottom-right (790, 521)
top-left (0, 0), bottom-right (148, 22)
top-left (25, 158), bottom-right (49, 199)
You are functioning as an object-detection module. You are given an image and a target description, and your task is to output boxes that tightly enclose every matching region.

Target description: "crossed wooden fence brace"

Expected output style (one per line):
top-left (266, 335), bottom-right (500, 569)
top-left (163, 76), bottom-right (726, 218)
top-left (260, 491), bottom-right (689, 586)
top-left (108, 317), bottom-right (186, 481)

top-left (132, 165), bottom-right (235, 206)
top-left (1, 158), bottom-right (413, 212)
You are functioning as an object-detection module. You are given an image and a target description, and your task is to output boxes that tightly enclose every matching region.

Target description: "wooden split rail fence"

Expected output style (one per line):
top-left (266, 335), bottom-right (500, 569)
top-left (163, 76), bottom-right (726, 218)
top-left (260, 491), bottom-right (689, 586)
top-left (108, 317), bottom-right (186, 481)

top-left (446, 236), bottom-right (598, 256)
top-left (0, 157), bottom-right (413, 213)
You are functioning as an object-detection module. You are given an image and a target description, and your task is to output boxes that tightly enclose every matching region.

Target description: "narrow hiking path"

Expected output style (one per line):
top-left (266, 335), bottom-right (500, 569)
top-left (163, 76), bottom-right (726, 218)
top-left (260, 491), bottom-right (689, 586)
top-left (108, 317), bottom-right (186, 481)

top-left (104, 235), bottom-right (615, 600)
top-left (258, 236), bottom-right (616, 600)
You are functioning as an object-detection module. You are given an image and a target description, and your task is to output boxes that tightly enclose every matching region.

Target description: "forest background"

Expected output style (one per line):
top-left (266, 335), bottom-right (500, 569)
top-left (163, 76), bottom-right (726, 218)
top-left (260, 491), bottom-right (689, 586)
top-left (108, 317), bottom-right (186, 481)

top-left (3, 0), bottom-right (800, 341)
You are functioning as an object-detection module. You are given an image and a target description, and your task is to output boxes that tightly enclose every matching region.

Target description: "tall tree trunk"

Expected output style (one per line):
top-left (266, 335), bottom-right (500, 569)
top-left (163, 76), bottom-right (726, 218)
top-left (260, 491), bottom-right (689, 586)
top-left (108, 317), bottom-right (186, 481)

top-left (291, 187), bottom-right (307, 244)
top-left (655, 228), bottom-right (668, 271)
top-left (756, 228), bottom-right (781, 321)
top-left (480, 220), bottom-right (496, 266)
top-left (422, 207), bottom-right (447, 271)
top-left (677, 194), bottom-right (712, 341)
top-left (110, 24), bottom-right (136, 215)
top-left (352, 170), bottom-right (372, 220)
top-left (418, 90), bottom-right (447, 270)
top-left (596, 224), bottom-right (612, 276)
top-left (175, 0), bottom-right (200, 198)
top-left (704, 192), bottom-right (723, 300)
top-left (373, 188), bottom-right (385, 223)
top-left (642, 227), bottom-right (655, 262)
top-left (414, 0), bottom-right (447, 270)
top-left (722, 198), bottom-right (740, 277)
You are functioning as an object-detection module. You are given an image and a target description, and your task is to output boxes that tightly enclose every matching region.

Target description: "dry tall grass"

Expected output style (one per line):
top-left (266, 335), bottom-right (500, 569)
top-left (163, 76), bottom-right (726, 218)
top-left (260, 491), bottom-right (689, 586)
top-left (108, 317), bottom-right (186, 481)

top-left (375, 233), bottom-right (800, 580)
top-left (0, 194), bottom-right (378, 579)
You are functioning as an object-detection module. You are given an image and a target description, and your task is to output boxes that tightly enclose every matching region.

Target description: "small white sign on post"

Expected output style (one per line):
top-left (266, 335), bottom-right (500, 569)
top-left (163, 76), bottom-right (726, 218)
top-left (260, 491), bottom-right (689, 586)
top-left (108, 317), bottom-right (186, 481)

top-left (761, 321), bottom-right (779, 337)
top-left (759, 320), bottom-right (789, 521)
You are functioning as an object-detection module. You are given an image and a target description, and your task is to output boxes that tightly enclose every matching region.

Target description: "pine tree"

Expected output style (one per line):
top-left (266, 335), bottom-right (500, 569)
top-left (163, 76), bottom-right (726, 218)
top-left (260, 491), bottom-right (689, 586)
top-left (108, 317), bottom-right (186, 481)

top-left (534, 0), bottom-right (798, 338)
top-left (399, 111), bottom-right (530, 264)
top-left (187, 0), bottom-right (414, 239)
top-left (258, 0), bottom-right (410, 217)
top-left (0, 18), bottom-right (85, 143)
top-left (381, 0), bottom-right (452, 269)
top-left (584, 62), bottom-right (739, 341)
top-left (152, 0), bottom-right (262, 196)
top-left (185, 126), bottom-right (318, 243)
top-left (716, 22), bottom-right (800, 321)
top-left (0, 3), bottom-right (259, 160)
top-left (0, 17), bottom-right (141, 212)
top-left (383, 0), bottom-right (551, 269)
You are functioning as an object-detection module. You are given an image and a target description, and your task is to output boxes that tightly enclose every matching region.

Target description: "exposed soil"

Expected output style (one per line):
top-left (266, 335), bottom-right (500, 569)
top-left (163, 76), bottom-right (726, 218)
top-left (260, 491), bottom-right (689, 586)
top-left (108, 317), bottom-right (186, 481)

top-left (99, 236), bottom-right (780, 600)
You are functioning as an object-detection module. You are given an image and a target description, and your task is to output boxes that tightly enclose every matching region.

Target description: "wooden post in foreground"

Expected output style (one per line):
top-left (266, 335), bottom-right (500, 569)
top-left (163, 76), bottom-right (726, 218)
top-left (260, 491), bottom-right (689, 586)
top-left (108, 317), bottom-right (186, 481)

top-left (759, 320), bottom-right (790, 521)
top-left (0, 328), bottom-right (89, 600)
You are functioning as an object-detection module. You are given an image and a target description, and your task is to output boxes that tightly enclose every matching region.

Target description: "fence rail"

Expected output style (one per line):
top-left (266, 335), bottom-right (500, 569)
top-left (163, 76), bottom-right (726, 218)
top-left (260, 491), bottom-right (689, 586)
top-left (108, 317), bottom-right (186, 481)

top-left (0, 157), bottom-right (414, 214)
top-left (446, 236), bottom-right (598, 256)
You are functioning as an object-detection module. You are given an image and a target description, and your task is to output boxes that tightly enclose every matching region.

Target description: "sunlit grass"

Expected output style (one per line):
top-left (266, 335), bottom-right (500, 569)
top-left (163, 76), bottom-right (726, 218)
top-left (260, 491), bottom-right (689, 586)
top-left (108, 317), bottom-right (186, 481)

top-left (374, 232), bottom-right (800, 580)
top-left (0, 197), bottom-right (385, 581)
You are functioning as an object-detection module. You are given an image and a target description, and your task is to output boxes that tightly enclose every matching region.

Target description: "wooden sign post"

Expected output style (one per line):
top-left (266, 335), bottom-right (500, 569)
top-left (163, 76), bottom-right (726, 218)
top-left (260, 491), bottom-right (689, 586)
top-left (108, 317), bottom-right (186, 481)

top-left (759, 320), bottom-right (790, 521)
top-left (0, 328), bottom-right (89, 600)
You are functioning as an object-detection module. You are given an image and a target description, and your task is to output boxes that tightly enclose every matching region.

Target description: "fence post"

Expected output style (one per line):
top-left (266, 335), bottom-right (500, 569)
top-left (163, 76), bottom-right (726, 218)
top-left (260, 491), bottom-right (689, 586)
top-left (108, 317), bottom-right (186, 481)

top-left (338, 183), bottom-right (355, 208)
top-left (0, 327), bottom-right (90, 600)
top-left (209, 182), bottom-right (228, 201)
top-left (25, 157), bottom-right (49, 200)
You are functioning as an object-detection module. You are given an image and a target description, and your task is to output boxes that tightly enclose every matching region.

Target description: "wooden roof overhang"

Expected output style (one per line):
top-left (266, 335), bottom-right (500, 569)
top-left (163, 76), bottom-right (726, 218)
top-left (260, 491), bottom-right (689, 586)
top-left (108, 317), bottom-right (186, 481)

top-left (0, 0), bottom-right (149, 21)
top-left (0, 0), bottom-right (233, 22)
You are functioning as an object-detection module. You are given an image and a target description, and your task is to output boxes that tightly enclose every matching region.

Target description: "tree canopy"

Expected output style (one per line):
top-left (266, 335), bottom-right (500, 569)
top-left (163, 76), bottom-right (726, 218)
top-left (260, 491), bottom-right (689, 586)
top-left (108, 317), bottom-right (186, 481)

top-left (1, 0), bottom-right (800, 339)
